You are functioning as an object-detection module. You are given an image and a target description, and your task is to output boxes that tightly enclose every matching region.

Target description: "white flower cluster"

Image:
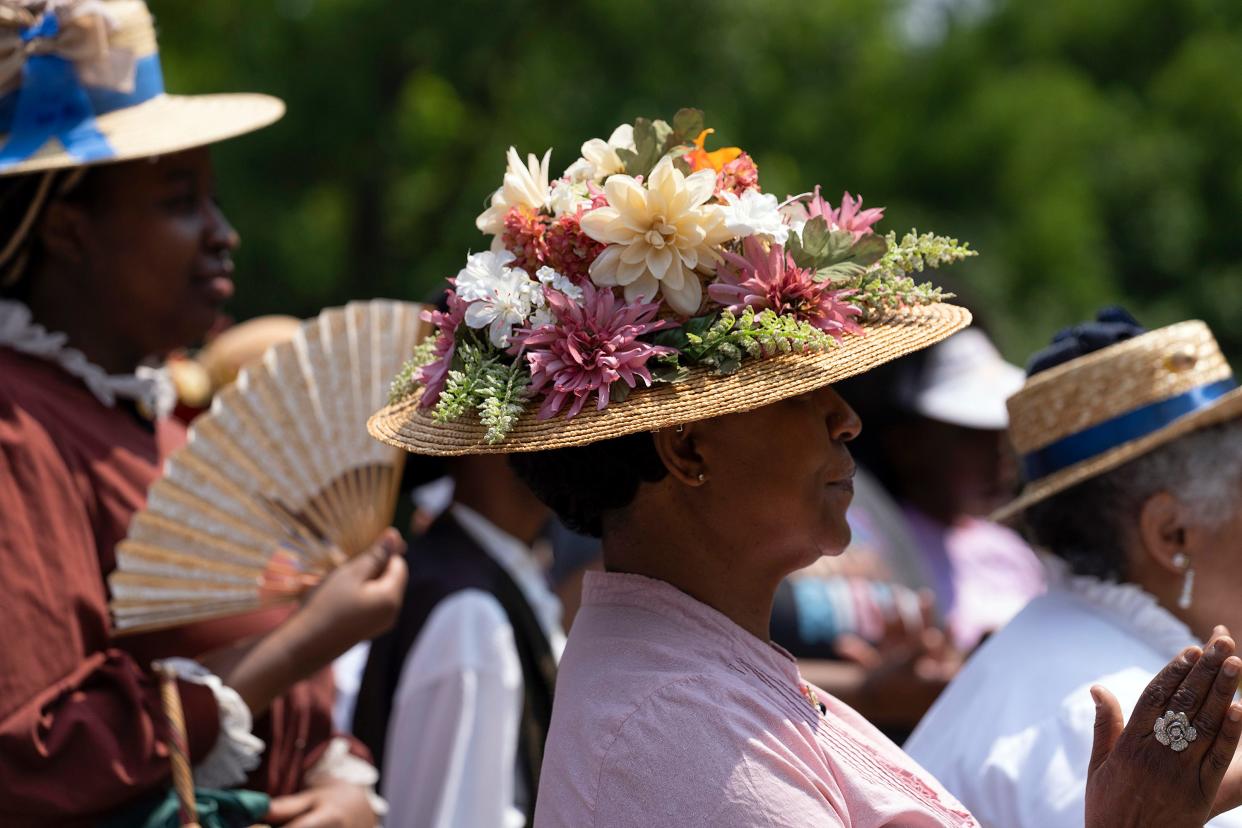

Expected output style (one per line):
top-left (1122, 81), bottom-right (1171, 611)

top-left (455, 252), bottom-right (582, 345)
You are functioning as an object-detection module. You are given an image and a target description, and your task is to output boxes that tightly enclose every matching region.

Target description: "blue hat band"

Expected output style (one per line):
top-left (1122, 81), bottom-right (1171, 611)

top-left (1020, 377), bottom-right (1238, 482)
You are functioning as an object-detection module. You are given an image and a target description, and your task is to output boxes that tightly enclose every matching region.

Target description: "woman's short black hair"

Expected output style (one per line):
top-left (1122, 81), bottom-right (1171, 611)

top-left (509, 430), bottom-right (669, 538)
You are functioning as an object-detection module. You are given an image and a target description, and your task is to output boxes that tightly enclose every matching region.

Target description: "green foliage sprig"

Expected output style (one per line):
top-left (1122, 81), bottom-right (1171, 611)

top-left (388, 338), bottom-right (439, 404)
top-left (476, 359), bottom-right (530, 444)
top-left (823, 231), bottom-right (973, 319)
top-left (432, 340), bottom-right (530, 443)
top-left (657, 306), bottom-right (838, 376)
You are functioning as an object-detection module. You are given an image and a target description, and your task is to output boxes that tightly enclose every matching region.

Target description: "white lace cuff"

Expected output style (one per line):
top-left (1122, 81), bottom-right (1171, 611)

top-left (155, 658), bottom-right (265, 789)
top-left (304, 736), bottom-right (388, 817)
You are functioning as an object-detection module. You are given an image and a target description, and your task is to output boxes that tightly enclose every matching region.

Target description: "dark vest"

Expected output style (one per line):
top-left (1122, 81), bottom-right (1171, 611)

top-left (353, 513), bottom-right (557, 824)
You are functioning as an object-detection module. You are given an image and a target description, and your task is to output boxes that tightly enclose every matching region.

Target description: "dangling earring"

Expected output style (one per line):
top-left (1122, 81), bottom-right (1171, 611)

top-left (1172, 553), bottom-right (1195, 610)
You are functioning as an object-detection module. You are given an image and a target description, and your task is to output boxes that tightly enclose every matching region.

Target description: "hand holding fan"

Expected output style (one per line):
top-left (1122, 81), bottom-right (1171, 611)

top-left (108, 299), bottom-right (427, 634)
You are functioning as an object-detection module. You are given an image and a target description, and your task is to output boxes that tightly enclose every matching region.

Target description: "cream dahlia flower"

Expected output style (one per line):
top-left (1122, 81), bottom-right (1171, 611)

top-left (475, 147), bottom-right (552, 236)
top-left (580, 157), bottom-right (732, 315)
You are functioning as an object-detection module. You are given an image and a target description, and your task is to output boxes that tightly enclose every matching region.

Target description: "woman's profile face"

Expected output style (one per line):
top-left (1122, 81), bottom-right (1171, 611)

top-left (693, 385), bottom-right (861, 571)
top-left (68, 147), bottom-right (239, 356)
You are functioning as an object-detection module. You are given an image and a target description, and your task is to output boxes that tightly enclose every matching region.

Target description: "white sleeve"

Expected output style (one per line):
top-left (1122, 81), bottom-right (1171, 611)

top-left (380, 590), bottom-right (525, 828)
top-left (154, 657), bottom-right (264, 790)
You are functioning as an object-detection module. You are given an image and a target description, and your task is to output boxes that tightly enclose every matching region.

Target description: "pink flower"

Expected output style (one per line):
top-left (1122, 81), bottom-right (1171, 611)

top-left (545, 207), bottom-right (606, 285)
top-left (716, 152), bottom-right (760, 197)
top-left (800, 187), bottom-right (884, 240)
top-left (501, 206), bottom-right (551, 273)
top-left (708, 235), bottom-right (863, 339)
top-left (513, 283), bottom-right (676, 419)
top-left (416, 288), bottom-right (469, 408)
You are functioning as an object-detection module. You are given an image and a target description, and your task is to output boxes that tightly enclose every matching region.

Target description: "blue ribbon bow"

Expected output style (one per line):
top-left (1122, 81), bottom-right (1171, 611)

top-left (0, 12), bottom-right (164, 170)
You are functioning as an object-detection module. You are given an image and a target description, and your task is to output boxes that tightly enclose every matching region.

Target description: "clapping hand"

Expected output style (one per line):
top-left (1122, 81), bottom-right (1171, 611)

top-left (1086, 626), bottom-right (1242, 828)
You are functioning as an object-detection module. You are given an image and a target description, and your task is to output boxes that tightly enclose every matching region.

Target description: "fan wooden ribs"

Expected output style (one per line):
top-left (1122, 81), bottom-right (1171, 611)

top-left (108, 299), bottom-right (428, 634)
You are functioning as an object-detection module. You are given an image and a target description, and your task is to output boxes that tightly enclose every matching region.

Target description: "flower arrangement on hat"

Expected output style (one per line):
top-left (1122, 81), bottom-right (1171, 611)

top-left (389, 109), bottom-right (976, 444)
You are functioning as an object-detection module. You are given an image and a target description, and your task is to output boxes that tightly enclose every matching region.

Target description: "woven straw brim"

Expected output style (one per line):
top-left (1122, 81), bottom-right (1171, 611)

top-left (992, 385), bottom-right (1242, 524)
top-left (369, 303), bottom-right (972, 456)
top-left (0, 93), bottom-right (285, 177)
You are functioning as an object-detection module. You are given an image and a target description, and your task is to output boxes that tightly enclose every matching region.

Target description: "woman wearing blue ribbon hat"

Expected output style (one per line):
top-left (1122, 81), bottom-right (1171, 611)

top-left (906, 307), bottom-right (1242, 827)
top-left (0, 2), bottom-right (407, 826)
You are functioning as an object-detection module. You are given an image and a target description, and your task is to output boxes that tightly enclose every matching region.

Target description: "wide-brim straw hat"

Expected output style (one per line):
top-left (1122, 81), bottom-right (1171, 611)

top-left (992, 319), bottom-right (1242, 523)
top-left (368, 302), bottom-right (972, 456)
top-left (0, 1), bottom-right (284, 177)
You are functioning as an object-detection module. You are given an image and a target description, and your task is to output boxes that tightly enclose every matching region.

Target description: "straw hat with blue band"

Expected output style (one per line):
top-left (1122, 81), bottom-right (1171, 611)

top-left (992, 319), bottom-right (1242, 523)
top-left (0, 0), bottom-right (284, 177)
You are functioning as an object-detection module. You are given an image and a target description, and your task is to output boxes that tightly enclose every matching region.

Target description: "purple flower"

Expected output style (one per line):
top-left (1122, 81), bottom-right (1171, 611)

top-left (416, 288), bottom-right (469, 408)
top-left (512, 283), bottom-right (676, 419)
top-left (708, 236), bottom-right (863, 339)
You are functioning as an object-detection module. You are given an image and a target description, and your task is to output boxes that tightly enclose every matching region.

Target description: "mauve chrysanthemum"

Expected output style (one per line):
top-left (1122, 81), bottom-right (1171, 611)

top-left (513, 282), bottom-right (676, 419)
top-left (416, 289), bottom-right (469, 408)
top-left (708, 236), bottom-right (863, 339)
top-left (800, 186), bottom-right (884, 240)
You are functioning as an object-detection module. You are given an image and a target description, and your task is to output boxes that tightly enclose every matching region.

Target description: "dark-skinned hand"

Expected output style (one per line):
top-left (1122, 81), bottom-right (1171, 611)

top-left (1086, 626), bottom-right (1242, 828)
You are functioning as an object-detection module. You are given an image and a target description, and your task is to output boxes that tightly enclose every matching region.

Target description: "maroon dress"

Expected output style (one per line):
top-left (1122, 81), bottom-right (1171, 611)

top-left (0, 346), bottom-right (364, 826)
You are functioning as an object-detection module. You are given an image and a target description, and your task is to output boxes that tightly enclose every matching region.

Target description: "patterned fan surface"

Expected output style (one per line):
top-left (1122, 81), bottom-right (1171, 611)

top-left (108, 300), bottom-right (427, 633)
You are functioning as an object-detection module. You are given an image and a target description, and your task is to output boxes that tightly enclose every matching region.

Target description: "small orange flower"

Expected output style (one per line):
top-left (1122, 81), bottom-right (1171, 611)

top-left (685, 128), bottom-right (743, 173)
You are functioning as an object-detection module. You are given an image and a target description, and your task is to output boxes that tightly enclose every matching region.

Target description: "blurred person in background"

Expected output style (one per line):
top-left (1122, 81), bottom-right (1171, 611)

top-left (0, 3), bottom-right (403, 825)
top-left (165, 314), bottom-right (302, 422)
top-left (352, 451), bottom-right (564, 828)
top-left (906, 309), bottom-right (1242, 827)
top-left (841, 326), bottom-right (1043, 652)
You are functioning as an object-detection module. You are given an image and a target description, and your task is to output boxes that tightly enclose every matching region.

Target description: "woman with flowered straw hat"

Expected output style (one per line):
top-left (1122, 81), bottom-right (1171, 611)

top-left (907, 308), bottom-right (1242, 827)
top-left (370, 112), bottom-right (1242, 826)
top-left (0, 2), bottom-right (406, 825)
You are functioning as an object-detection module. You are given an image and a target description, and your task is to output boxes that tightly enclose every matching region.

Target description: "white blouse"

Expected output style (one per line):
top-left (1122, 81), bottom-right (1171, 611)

top-left (905, 558), bottom-right (1242, 827)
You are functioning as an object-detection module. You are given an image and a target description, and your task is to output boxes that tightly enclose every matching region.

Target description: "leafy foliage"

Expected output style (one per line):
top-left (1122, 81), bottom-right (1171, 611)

top-left (659, 307), bottom-right (839, 375)
top-left (387, 338), bottom-right (438, 404)
top-left (426, 335), bottom-right (530, 443)
top-left (475, 359), bottom-right (530, 443)
top-left (616, 107), bottom-right (705, 178)
top-left (789, 217), bottom-right (888, 280)
top-left (825, 231), bottom-right (973, 319)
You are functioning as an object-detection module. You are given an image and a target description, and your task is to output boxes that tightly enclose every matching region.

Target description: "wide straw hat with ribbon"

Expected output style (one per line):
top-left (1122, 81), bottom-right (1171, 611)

top-left (992, 314), bottom-right (1242, 523)
top-left (366, 110), bottom-right (977, 458)
top-left (0, 0), bottom-right (284, 177)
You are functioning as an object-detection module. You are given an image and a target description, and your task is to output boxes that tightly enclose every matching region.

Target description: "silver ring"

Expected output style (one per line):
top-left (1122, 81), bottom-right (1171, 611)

top-left (1154, 710), bottom-right (1198, 752)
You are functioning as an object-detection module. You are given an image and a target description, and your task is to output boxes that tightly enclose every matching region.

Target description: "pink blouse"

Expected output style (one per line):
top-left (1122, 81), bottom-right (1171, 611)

top-left (534, 571), bottom-right (978, 827)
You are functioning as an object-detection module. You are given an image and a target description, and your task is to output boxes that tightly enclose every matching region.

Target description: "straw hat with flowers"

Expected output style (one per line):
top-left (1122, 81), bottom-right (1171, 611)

top-left (370, 109), bottom-right (976, 456)
top-left (0, 0), bottom-right (283, 177)
top-left (993, 310), bottom-right (1242, 523)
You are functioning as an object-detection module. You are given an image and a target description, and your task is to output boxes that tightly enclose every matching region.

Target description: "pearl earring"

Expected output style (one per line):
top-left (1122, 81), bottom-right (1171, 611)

top-left (1172, 553), bottom-right (1195, 610)
top-left (697, 473), bottom-right (705, 483)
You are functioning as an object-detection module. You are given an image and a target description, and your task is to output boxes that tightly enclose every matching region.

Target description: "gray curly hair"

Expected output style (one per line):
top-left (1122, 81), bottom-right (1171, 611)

top-left (1023, 418), bottom-right (1242, 581)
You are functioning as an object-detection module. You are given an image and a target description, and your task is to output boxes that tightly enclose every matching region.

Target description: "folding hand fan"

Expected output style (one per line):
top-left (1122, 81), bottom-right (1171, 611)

top-left (108, 299), bottom-right (427, 634)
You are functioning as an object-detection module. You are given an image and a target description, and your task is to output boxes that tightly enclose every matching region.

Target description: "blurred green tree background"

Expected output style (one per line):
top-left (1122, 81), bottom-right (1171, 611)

top-left (151, 0), bottom-right (1242, 362)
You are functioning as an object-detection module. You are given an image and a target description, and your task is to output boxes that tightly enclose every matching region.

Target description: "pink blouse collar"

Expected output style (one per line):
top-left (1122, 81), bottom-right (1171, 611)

top-left (582, 570), bottom-right (801, 682)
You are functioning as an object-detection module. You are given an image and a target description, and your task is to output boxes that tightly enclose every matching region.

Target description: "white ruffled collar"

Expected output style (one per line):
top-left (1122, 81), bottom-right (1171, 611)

top-left (0, 299), bottom-right (175, 420)
top-left (1046, 556), bottom-right (1196, 658)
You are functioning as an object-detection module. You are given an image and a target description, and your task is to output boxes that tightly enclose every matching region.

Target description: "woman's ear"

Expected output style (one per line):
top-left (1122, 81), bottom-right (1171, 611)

top-left (1138, 491), bottom-right (1189, 575)
top-left (651, 425), bottom-right (707, 487)
top-left (36, 200), bottom-right (89, 268)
